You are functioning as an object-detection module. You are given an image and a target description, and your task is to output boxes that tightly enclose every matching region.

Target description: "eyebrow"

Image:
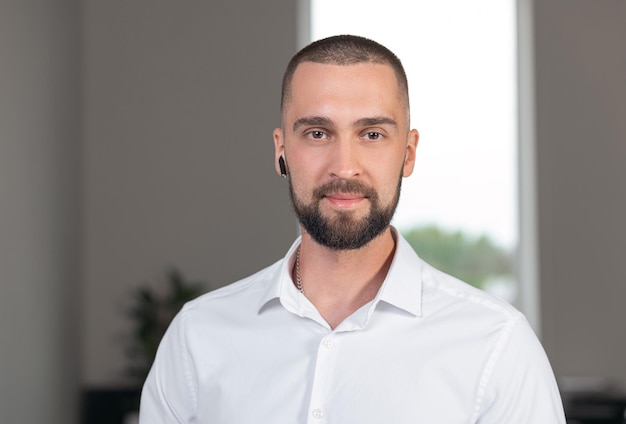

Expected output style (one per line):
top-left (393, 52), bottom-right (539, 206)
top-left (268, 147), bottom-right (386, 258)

top-left (354, 116), bottom-right (398, 128)
top-left (292, 115), bottom-right (398, 132)
top-left (292, 116), bottom-right (334, 132)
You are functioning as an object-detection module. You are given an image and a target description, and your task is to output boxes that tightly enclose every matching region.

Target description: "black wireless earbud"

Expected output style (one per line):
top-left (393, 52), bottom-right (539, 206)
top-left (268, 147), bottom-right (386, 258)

top-left (279, 156), bottom-right (287, 178)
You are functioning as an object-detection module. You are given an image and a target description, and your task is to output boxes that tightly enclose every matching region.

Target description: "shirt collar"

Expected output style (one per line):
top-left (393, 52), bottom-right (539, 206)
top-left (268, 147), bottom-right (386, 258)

top-left (376, 228), bottom-right (423, 317)
top-left (257, 236), bottom-right (302, 312)
top-left (257, 228), bottom-right (423, 318)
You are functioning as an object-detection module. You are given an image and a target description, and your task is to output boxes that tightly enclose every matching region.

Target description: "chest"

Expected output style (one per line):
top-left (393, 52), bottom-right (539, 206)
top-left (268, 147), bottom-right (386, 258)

top-left (190, 314), bottom-right (492, 424)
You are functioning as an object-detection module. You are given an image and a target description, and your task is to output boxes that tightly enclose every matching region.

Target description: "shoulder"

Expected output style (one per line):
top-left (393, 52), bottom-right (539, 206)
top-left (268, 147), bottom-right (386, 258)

top-left (179, 259), bottom-right (283, 322)
top-left (419, 259), bottom-right (524, 329)
top-left (417, 261), bottom-right (564, 420)
top-left (393, 230), bottom-right (521, 322)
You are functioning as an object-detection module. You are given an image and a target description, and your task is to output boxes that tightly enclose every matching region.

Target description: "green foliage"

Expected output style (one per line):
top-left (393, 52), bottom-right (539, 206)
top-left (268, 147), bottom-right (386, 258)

top-left (127, 268), bottom-right (207, 383)
top-left (401, 225), bottom-right (512, 289)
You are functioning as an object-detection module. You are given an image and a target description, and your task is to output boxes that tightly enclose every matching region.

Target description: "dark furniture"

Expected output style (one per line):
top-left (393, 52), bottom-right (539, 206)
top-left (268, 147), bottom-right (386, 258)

top-left (564, 393), bottom-right (626, 424)
top-left (81, 388), bottom-right (141, 424)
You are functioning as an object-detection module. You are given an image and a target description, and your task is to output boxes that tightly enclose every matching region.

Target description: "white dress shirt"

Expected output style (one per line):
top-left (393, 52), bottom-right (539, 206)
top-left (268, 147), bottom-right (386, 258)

top-left (140, 231), bottom-right (566, 423)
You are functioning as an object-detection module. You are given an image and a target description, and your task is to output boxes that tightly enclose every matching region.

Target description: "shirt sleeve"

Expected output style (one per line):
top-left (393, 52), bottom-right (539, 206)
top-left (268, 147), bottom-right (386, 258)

top-left (476, 316), bottom-right (566, 424)
top-left (139, 310), bottom-right (197, 424)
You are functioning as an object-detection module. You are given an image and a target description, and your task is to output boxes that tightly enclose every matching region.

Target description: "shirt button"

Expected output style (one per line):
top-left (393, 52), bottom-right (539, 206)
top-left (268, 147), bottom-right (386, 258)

top-left (322, 338), bottom-right (334, 349)
top-left (312, 408), bottom-right (325, 419)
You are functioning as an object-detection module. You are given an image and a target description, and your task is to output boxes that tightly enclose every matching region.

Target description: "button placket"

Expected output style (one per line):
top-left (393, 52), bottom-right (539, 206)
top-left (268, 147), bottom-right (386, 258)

top-left (306, 334), bottom-right (339, 423)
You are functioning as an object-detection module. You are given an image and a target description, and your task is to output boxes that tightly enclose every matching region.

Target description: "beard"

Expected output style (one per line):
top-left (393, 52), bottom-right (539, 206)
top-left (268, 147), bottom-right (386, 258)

top-left (289, 176), bottom-right (402, 250)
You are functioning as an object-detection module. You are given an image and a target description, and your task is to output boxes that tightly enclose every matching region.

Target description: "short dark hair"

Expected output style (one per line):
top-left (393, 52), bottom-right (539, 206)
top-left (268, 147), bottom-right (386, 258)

top-left (280, 35), bottom-right (410, 113)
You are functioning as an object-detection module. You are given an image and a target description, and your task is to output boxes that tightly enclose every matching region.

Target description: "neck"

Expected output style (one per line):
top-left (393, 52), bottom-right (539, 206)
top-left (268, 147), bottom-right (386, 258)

top-left (295, 227), bottom-right (397, 328)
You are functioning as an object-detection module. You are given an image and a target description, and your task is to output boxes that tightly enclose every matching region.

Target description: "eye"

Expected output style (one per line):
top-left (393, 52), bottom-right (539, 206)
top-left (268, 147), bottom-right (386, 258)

top-left (363, 131), bottom-right (383, 141)
top-left (306, 130), bottom-right (328, 140)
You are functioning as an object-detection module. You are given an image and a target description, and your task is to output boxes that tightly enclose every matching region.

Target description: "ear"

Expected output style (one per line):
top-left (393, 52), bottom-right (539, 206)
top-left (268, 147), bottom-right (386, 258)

top-left (273, 128), bottom-right (286, 176)
top-left (402, 129), bottom-right (419, 178)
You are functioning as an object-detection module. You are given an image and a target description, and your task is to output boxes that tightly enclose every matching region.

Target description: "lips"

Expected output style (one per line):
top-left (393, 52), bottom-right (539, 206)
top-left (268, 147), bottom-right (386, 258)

top-left (326, 192), bottom-right (364, 199)
top-left (313, 179), bottom-right (375, 204)
top-left (324, 192), bottom-right (366, 208)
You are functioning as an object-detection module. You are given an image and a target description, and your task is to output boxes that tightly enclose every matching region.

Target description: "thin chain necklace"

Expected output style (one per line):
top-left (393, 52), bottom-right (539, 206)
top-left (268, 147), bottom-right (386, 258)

top-left (295, 246), bottom-right (304, 294)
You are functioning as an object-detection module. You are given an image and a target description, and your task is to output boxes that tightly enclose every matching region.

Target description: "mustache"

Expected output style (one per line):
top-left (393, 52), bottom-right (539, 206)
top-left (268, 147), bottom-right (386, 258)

top-left (313, 179), bottom-right (377, 199)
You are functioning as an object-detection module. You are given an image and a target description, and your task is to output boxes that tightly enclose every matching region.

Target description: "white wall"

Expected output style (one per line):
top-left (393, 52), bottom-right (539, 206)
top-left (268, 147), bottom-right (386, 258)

top-left (81, 0), bottom-right (298, 387)
top-left (0, 1), bottom-right (81, 423)
top-left (534, 0), bottom-right (626, 391)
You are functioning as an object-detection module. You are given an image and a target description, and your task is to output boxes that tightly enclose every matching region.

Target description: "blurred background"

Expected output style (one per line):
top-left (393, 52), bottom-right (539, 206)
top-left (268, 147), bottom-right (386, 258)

top-left (1, 1), bottom-right (625, 423)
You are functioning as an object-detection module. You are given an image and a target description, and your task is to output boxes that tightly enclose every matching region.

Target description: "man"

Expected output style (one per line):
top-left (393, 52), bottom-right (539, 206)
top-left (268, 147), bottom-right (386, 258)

top-left (140, 35), bottom-right (566, 423)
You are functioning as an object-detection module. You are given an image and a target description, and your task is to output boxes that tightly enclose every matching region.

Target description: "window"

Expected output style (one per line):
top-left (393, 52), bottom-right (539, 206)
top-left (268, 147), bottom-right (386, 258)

top-left (310, 0), bottom-right (522, 306)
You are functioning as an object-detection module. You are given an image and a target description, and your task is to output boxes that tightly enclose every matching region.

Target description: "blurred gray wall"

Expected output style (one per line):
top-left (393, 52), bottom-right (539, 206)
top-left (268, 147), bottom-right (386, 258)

top-left (534, 0), bottom-right (626, 391)
top-left (0, 1), bottom-right (81, 423)
top-left (81, 0), bottom-right (298, 388)
top-left (0, 1), bottom-right (625, 423)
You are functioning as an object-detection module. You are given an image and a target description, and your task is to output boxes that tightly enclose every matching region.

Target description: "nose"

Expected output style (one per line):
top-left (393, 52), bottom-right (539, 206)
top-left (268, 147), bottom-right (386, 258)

top-left (328, 139), bottom-right (362, 179)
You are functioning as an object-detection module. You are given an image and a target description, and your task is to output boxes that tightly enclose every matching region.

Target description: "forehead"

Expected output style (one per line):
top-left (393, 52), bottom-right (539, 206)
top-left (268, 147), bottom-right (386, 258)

top-left (284, 62), bottom-right (407, 124)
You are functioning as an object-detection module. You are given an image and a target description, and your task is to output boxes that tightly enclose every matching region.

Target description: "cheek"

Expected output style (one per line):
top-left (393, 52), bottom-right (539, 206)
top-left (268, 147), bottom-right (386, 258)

top-left (375, 162), bottom-right (404, 200)
top-left (288, 156), bottom-right (324, 188)
top-left (289, 173), bottom-right (315, 203)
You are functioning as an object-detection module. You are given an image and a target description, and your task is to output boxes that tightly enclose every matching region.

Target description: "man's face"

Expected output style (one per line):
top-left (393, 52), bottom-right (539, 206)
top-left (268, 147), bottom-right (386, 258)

top-left (274, 62), bottom-right (418, 250)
